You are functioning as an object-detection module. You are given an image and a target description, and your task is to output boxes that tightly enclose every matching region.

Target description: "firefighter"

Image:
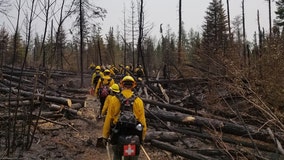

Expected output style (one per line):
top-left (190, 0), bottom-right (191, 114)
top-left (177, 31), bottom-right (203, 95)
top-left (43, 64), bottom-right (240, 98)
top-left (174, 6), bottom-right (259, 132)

top-left (102, 76), bottom-right (147, 160)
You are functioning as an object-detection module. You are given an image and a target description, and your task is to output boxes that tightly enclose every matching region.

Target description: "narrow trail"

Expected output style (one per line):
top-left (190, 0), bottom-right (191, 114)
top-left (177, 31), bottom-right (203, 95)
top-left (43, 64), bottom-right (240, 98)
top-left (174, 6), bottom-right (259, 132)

top-left (20, 94), bottom-right (177, 160)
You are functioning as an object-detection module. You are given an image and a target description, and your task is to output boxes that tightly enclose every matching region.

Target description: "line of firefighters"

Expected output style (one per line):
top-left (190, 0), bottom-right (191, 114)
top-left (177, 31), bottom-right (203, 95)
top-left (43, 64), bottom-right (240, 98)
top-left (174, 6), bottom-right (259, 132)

top-left (89, 63), bottom-right (145, 80)
top-left (89, 63), bottom-right (145, 116)
top-left (89, 63), bottom-right (147, 160)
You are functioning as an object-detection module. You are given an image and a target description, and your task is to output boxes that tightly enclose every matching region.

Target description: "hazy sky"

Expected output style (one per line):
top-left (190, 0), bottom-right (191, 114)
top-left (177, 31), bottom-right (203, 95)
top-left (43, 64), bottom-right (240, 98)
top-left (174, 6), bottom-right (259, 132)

top-left (0, 0), bottom-right (277, 42)
top-left (96, 0), bottom-right (277, 41)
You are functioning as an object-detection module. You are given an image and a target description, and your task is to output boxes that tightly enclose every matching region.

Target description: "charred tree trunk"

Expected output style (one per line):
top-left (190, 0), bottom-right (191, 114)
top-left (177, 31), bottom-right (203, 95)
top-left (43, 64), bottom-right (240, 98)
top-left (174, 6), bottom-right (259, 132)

top-left (79, 0), bottom-right (84, 88)
top-left (268, 0), bottom-right (272, 37)
top-left (242, 0), bottom-right (247, 66)
top-left (178, 0), bottom-right (182, 64)
top-left (226, 0), bottom-right (231, 37)
top-left (257, 10), bottom-right (262, 51)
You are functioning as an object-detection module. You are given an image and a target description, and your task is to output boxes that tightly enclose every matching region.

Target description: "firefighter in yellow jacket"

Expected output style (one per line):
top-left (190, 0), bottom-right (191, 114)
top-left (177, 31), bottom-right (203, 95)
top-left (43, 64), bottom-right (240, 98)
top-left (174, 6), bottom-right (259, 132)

top-left (94, 69), bottom-right (115, 97)
top-left (95, 69), bottom-right (115, 118)
top-left (91, 66), bottom-right (104, 88)
top-left (101, 83), bottom-right (120, 116)
top-left (102, 76), bottom-right (147, 160)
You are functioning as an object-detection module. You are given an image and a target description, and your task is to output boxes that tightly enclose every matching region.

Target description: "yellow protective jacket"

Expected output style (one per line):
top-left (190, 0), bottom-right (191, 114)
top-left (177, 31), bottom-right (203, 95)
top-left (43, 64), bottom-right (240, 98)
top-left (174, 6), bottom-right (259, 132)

top-left (91, 71), bottom-right (103, 86)
top-left (102, 89), bottom-right (147, 141)
top-left (94, 75), bottom-right (115, 97)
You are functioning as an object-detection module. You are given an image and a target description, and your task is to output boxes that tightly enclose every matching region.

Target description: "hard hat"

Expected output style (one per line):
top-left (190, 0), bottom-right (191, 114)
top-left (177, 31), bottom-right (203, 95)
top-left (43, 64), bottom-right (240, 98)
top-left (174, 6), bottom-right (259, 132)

top-left (89, 63), bottom-right (95, 67)
top-left (110, 84), bottom-right (120, 93)
top-left (95, 66), bottom-right (101, 70)
top-left (104, 69), bottom-right (110, 73)
top-left (125, 65), bottom-right (130, 70)
top-left (121, 76), bottom-right (136, 88)
top-left (122, 76), bottom-right (135, 82)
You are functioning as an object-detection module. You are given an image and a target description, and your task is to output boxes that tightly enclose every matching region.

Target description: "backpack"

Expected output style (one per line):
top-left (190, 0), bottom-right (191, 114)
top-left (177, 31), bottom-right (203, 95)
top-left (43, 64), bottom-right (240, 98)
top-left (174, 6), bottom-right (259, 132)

top-left (98, 78), bottom-right (112, 98)
top-left (110, 93), bottom-right (142, 156)
top-left (136, 68), bottom-right (143, 77)
top-left (99, 85), bottom-right (110, 98)
top-left (116, 94), bottom-right (139, 131)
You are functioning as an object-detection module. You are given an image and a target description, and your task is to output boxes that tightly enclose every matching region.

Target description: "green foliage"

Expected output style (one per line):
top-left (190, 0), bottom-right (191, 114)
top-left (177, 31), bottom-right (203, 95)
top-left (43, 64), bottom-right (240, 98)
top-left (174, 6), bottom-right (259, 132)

top-left (202, 0), bottom-right (229, 55)
top-left (33, 34), bottom-right (42, 64)
top-left (7, 32), bottom-right (25, 65)
top-left (186, 29), bottom-right (201, 61)
top-left (0, 27), bottom-right (9, 66)
top-left (55, 27), bottom-right (67, 69)
top-left (275, 0), bottom-right (284, 27)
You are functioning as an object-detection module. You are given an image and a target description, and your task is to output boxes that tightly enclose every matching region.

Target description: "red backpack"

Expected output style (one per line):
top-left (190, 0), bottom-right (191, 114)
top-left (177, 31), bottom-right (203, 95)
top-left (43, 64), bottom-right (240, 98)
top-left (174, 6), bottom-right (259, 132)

top-left (99, 78), bottom-right (112, 98)
top-left (99, 85), bottom-right (110, 98)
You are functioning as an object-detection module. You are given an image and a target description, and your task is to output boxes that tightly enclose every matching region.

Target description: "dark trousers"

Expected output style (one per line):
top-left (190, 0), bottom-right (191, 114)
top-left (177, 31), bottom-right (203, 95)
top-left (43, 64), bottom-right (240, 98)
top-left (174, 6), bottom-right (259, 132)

top-left (99, 97), bottom-right (106, 115)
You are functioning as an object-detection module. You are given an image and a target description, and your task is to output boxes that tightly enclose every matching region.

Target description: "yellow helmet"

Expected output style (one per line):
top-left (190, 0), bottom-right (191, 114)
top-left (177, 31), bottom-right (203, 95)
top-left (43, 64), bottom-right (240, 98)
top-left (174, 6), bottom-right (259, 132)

top-left (122, 76), bottom-right (135, 82)
top-left (104, 69), bottom-right (110, 73)
top-left (125, 65), bottom-right (130, 70)
top-left (89, 63), bottom-right (95, 68)
top-left (110, 83), bottom-right (120, 93)
top-left (121, 76), bottom-right (136, 88)
top-left (95, 66), bottom-right (101, 70)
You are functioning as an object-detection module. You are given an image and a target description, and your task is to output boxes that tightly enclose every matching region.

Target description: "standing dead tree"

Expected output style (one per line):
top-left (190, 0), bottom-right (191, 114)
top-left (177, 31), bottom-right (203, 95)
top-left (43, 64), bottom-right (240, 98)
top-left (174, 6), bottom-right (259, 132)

top-left (137, 0), bottom-right (149, 82)
top-left (79, 0), bottom-right (84, 87)
top-left (226, 0), bottom-right (231, 37)
top-left (70, 0), bottom-right (106, 87)
top-left (7, 0), bottom-right (23, 155)
top-left (21, 0), bottom-right (37, 150)
top-left (53, 0), bottom-right (76, 70)
top-left (242, 0), bottom-right (247, 66)
top-left (39, 0), bottom-right (55, 69)
top-left (178, 0), bottom-right (182, 64)
top-left (266, 0), bottom-right (272, 36)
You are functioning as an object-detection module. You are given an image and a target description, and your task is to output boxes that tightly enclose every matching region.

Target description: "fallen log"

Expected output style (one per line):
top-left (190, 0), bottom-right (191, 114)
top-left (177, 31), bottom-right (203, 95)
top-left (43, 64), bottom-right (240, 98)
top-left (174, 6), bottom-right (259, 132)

top-left (0, 111), bottom-right (64, 120)
top-left (146, 109), bottom-right (278, 144)
top-left (13, 89), bottom-right (73, 107)
top-left (2, 73), bottom-right (34, 84)
top-left (151, 139), bottom-right (219, 160)
top-left (70, 103), bottom-right (83, 110)
top-left (144, 131), bottom-right (180, 142)
top-left (172, 127), bottom-right (277, 153)
top-left (60, 87), bottom-right (89, 94)
top-left (143, 98), bottom-right (200, 116)
top-left (147, 77), bottom-right (208, 84)
top-left (48, 104), bottom-right (82, 116)
top-left (4, 100), bottom-right (41, 107)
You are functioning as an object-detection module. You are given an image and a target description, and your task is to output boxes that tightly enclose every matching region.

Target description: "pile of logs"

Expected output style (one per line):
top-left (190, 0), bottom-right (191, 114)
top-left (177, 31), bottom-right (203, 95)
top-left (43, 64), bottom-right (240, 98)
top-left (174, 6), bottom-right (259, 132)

top-left (142, 76), bottom-right (284, 159)
top-left (1, 65), bottom-right (283, 160)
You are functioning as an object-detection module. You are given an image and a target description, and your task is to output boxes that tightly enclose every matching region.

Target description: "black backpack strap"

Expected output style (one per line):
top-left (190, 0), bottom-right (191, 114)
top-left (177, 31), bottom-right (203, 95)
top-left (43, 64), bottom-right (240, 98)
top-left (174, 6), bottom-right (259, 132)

top-left (116, 93), bottom-right (137, 112)
top-left (99, 77), bottom-right (104, 86)
top-left (107, 78), bottom-right (112, 85)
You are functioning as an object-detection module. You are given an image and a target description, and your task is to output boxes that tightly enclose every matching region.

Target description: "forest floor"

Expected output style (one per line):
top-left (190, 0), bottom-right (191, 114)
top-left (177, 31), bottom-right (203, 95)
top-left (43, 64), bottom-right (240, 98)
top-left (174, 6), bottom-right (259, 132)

top-left (18, 94), bottom-right (181, 160)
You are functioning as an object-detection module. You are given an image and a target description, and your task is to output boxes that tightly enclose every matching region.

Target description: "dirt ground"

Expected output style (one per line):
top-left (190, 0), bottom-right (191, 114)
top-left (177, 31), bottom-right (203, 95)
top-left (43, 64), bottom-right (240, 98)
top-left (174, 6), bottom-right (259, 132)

top-left (19, 94), bottom-right (179, 160)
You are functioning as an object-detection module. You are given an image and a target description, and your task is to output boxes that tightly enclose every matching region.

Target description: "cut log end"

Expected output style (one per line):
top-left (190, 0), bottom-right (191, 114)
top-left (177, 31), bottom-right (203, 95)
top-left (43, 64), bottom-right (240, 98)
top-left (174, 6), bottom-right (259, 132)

top-left (67, 99), bottom-right (72, 107)
top-left (77, 111), bottom-right (82, 116)
top-left (182, 116), bottom-right (195, 123)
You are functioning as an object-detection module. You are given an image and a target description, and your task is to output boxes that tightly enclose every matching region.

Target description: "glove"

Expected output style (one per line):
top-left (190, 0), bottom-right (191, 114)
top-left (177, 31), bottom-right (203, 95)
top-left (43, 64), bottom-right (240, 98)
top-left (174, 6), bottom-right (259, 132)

top-left (104, 138), bottom-right (111, 146)
top-left (96, 137), bottom-right (108, 148)
top-left (102, 138), bottom-right (108, 146)
top-left (140, 140), bottom-right (144, 146)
